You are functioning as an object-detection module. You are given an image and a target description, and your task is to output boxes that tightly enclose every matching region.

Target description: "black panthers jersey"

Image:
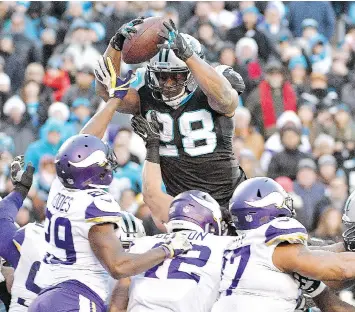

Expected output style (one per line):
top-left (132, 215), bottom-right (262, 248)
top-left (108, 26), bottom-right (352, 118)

top-left (135, 68), bottom-right (245, 207)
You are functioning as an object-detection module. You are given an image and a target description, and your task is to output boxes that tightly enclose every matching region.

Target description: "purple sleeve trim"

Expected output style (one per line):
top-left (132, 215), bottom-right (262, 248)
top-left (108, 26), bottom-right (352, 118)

top-left (0, 191), bottom-right (24, 222)
top-left (265, 225), bottom-right (307, 244)
top-left (85, 201), bottom-right (121, 220)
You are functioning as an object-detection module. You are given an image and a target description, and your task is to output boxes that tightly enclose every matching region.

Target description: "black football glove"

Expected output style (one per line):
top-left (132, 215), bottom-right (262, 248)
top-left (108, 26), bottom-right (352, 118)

top-left (157, 19), bottom-right (193, 62)
top-left (221, 66), bottom-right (245, 95)
top-left (10, 156), bottom-right (34, 198)
top-left (110, 17), bottom-right (145, 51)
top-left (131, 112), bottom-right (161, 164)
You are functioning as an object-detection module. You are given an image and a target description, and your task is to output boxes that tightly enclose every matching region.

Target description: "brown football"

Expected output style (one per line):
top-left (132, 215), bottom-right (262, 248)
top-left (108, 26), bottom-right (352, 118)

top-left (121, 16), bottom-right (167, 64)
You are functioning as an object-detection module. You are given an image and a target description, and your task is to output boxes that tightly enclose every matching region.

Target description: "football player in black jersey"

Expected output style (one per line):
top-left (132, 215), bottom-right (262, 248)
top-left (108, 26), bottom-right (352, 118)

top-left (83, 18), bottom-right (246, 228)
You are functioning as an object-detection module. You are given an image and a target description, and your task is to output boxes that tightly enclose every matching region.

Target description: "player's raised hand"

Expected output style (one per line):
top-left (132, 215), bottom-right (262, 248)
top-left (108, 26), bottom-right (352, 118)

top-left (157, 19), bottom-right (193, 62)
top-left (10, 156), bottom-right (34, 198)
top-left (110, 16), bottom-right (145, 51)
top-left (94, 56), bottom-right (134, 100)
top-left (161, 232), bottom-right (192, 258)
top-left (131, 112), bottom-right (160, 147)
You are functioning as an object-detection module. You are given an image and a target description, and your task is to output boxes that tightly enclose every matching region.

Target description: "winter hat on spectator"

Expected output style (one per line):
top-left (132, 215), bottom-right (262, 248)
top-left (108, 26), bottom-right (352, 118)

top-left (239, 148), bottom-right (256, 160)
top-left (77, 65), bottom-right (94, 76)
top-left (301, 18), bottom-right (319, 30)
top-left (329, 103), bottom-right (350, 114)
top-left (48, 102), bottom-right (70, 121)
top-left (242, 6), bottom-right (260, 16)
top-left (235, 37), bottom-right (258, 60)
top-left (0, 73), bottom-right (10, 88)
top-left (280, 122), bottom-right (301, 136)
top-left (298, 158), bottom-right (317, 171)
top-left (318, 155), bottom-right (337, 167)
top-left (70, 18), bottom-right (88, 31)
top-left (289, 56), bottom-right (307, 70)
top-left (45, 118), bottom-right (62, 133)
top-left (89, 22), bottom-right (106, 41)
top-left (3, 95), bottom-right (26, 116)
top-left (0, 133), bottom-right (15, 154)
top-left (265, 60), bottom-right (283, 73)
top-left (72, 97), bottom-right (90, 108)
top-left (276, 111), bottom-right (302, 130)
top-left (275, 176), bottom-right (293, 192)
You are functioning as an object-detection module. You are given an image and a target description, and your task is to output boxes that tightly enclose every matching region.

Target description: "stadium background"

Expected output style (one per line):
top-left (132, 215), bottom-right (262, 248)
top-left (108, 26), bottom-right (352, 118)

top-left (0, 0), bottom-right (355, 307)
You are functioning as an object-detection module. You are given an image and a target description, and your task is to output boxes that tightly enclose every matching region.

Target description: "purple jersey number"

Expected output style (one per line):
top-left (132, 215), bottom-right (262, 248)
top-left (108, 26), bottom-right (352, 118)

top-left (25, 261), bottom-right (42, 294)
top-left (44, 210), bottom-right (76, 265)
top-left (145, 244), bottom-right (211, 283)
top-left (222, 245), bottom-right (251, 296)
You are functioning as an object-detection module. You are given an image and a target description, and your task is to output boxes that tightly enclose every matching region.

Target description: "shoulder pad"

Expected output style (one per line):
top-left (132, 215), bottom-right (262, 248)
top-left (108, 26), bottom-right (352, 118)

top-left (265, 217), bottom-right (308, 246)
top-left (85, 194), bottom-right (121, 225)
top-left (131, 67), bottom-right (146, 91)
top-left (13, 226), bottom-right (26, 253)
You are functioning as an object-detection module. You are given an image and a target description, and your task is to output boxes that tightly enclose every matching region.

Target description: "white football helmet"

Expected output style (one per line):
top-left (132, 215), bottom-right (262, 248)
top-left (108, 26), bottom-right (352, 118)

top-left (118, 211), bottom-right (146, 249)
top-left (147, 33), bottom-right (204, 108)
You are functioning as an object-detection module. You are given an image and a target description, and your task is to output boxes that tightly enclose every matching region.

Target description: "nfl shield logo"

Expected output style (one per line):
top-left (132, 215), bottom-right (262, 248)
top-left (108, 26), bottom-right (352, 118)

top-left (67, 178), bottom-right (74, 185)
top-left (245, 214), bottom-right (253, 222)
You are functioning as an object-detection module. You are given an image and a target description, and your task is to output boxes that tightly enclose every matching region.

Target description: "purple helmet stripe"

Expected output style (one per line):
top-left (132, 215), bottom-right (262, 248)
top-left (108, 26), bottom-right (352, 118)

top-left (265, 225), bottom-right (307, 244)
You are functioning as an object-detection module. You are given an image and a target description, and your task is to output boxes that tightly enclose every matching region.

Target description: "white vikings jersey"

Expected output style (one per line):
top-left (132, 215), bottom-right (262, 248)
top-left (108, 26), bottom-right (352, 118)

top-left (127, 231), bottom-right (234, 312)
top-left (213, 217), bottom-right (308, 312)
top-left (10, 223), bottom-right (46, 312)
top-left (38, 178), bottom-right (121, 302)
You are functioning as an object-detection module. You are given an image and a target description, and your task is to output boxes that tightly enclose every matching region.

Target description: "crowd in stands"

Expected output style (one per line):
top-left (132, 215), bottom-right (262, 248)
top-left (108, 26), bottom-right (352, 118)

top-left (0, 1), bottom-right (355, 263)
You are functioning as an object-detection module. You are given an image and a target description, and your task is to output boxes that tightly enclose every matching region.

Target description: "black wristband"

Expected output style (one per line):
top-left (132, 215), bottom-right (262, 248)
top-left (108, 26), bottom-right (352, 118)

top-left (146, 143), bottom-right (160, 164)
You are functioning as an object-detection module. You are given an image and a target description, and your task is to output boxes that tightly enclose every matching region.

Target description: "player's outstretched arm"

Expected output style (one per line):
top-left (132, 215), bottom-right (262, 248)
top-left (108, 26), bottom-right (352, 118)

top-left (131, 113), bottom-right (173, 222)
top-left (158, 19), bottom-right (242, 116)
top-left (274, 243), bottom-right (355, 281)
top-left (313, 287), bottom-right (355, 312)
top-left (89, 223), bottom-right (191, 279)
top-left (95, 19), bottom-right (142, 114)
top-left (0, 158), bottom-right (34, 267)
top-left (108, 278), bottom-right (130, 312)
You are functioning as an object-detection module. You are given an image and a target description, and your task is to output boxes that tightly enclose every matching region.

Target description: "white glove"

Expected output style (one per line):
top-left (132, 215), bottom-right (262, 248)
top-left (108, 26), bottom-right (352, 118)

top-left (161, 232), bottom-right (192, 258)
top-left (94, 56), bottom-right (111, 90)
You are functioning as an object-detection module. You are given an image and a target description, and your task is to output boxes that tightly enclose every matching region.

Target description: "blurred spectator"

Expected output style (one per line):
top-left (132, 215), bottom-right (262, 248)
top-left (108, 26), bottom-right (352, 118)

top-left (20, 80), bottom-right (42, 128)
top-left (196, 22), bottom-right (224, 63)
top-left (67, 97), bottom-right (93, 134)
top-left (246, 61), bottom-right (297, 138)
top-left (41, 28), bottom-right (57, 66)
top-left (0, 69), bottom-right (11, 114)
top-left (0, 34), bottom-right (24, 92)
top-left (43, 57), bottom-right (71, 102)
top-left (316, 177), bottom-right (348, 213)
top-left (341, 71), bottom-right (355, 115)
top-left (61, 65), bottom-right (101, 110)
top-left (0, 95), bottom-right (35, 155)
top-left (24, 118), bottom-right (63, 171)
top-left (234, 107), bottom-right (264, 160)
top-left (301, 72), bottom-right (338, 113)
top-left (309, 110), bottom-right (337, 146)
top-left (183, 2), bottom-right (212, 37)
top-left (260, 111), bottom-right (311, 172)
top-left (24, 63), bottom-right (54, 127)
top-left (293, 158), bottom-right (326, 232)
top-left (328, 53), bottom-right (349, 97)
top-left (226, 6), bottom-right (276, 62)
top-left (234, 37), bottom-right (262, 94)
top-left (238, 148), bottom-right (263, 178)
top-left (289, 56), bottom-right (310, 99)
top-left (208, 1), bottom-right (236, 33)
top-left (330, 103), bottom-right (355, 146)
top-left (312, 207), bottom-right (343, 242)
top-left (297, 103), bottom-right (314, 136)
top-left (108, 128), bottom-right (142, 202)
top-left (287, 2), bottom-right (336, 40)
top-left (318, 154), bottom-right (338, 188)
top-left (308, 34), bottom-right (332, 74)
top-left (258, 2), bottom-right (292, 46)
top-left (0, 134), bottom-right (14, 198)
top-left (119, 189), bottom-right (139, 214)
top-left (312, 133), bottom-right (336, 162)
top-left (31, 155), bottom-right (56, 221)
top-left (267, 123), bottom-right (309, 180)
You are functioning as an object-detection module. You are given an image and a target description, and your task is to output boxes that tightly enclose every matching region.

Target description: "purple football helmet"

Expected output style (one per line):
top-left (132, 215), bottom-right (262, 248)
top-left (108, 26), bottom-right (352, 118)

top-left (55, 134), bottom-right (118, 189)
top-left (229, 177), bottom-right (294, 230)
top-left (165, 190), bottom-right (222, 235)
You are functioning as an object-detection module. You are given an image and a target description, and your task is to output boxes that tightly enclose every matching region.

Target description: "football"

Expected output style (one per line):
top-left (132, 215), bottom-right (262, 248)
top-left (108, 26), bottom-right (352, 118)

top-left (121, 16), bottom-right (167, 64)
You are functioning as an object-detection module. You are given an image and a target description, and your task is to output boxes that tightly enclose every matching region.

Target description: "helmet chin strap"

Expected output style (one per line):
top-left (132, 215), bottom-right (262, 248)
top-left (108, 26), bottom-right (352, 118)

top-left (162, 88), bottom-right (188, 109)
